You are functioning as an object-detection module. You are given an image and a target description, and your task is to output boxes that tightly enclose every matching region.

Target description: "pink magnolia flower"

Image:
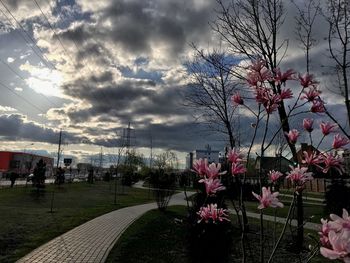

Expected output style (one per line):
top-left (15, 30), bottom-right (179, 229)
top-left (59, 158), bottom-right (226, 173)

top-left (206, 162), bottom-right (226, 179)
top-left (319, 152), bottom-right (345, 174)
top-left (285, 129), bottom-right (299, 144)
top-left (302, 151), bottom-right (322, 166)
top-left (274, 68), bottom-right (295, 85)
top-left (232, 93), bottom-right (244, 105)
top-left (303, 118), bottom-right (314, 132)
top-left (320, 229), bottom-right (350, 262)
top-left (231, 162), bottom-right (246, 176)
top-left (280, 88), bottom-right (293, 99)
top-left (246, 63), bottom-right (272, 86)
top-left (227, 148), bottom-right (243, 163)
top-left (200, 178), bottom-right (226, 196)
top-left (319, 218), bottom-right (333, 247)
top-left (301, 87), bottom-right (321, 101)
top-left (248, 58), bottom-right (268, 73)
top-left (286, 165), bottom-right (313, 185)
top-left (197, 204), bottom-right (230, 223)
top-left (310, 99), bottom-right (325, 113)
top-left (329, 209), bottom-right (350, 231)
top-left (320, 122), bottom-right (338, 136)
top-left (332, 134), bottom-right (350, 149)
top-left (320, 209), bottom-right (350, 262)
top-left (265, 94), bottom-right (282, 114)
top-left (252, 187), bottom-right (284, 209)
top-left (192, 158), bottom-right (208, 176)
top-left (299, 73), bottom-right (318, 88)
top-left (268, 170), bottom-right (283, 183)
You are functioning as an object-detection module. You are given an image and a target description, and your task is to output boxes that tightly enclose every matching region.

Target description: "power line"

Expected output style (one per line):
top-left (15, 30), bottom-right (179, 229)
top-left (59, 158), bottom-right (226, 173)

top-left (0, 0), bottom-right (55, 70)
top-left (33, 0), bottom-right (115, 110)
top-left (0, 58), bottom-right (60, 108)
top-left (0, 80), bottom-right (46, 114)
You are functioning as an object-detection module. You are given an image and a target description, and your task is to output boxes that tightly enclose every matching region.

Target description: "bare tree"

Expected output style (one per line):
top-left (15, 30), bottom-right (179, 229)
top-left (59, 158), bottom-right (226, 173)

top-left (185, 49), bottom-right (238, 148)
top-left (293, 0), bottom-right (321, 73)
top-left (213, 0), bottom-right (307, 251)
top-left (324, 0), bottom-right (350, 135)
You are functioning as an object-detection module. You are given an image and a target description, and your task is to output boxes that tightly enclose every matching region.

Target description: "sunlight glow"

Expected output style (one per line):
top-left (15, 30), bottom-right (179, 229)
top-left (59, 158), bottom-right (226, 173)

top-left (20, 62), bottom-right (63, 97)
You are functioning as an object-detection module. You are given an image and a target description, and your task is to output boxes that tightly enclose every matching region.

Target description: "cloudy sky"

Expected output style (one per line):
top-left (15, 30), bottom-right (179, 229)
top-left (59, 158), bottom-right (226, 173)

top-left (0, 0), bottom-right (347, 167)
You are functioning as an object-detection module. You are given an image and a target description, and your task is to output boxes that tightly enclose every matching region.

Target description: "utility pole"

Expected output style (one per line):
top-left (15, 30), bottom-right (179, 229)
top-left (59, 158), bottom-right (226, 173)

top-left (99, 147), bottom-right (103, 175)
top-left (150, 132), bottom-right (153, 169)
top-left (56, 129), bottom-right (62, 169)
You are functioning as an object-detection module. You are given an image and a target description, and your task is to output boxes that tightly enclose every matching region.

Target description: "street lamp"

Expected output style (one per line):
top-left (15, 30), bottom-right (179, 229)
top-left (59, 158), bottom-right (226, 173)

top-left (23, 143), bottom-right (34, 153)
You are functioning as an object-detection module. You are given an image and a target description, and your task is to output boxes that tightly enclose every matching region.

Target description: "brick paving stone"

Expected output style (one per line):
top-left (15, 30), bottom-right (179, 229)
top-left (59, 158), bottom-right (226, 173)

top-left (17, 186), bottom-right (316, 263)
top-left (16, 191), bottom-right (188, 263)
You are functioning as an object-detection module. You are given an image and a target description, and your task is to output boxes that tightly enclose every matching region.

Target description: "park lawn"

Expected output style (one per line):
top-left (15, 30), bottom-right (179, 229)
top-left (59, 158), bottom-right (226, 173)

top-left (0, 181), bottom-right (151, 262)
top-left (241, 200), bottom-right (325, 224)
top-left (106, 205), bottom-right (328, 263)
top-left (279, 189), bottom-right (325, 199)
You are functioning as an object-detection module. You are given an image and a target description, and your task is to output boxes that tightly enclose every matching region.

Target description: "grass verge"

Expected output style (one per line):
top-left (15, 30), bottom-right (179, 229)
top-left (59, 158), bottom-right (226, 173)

top-left (106, 205), bottom-right (328, 263)
top-left (0, 181), bottom-right (151, 262)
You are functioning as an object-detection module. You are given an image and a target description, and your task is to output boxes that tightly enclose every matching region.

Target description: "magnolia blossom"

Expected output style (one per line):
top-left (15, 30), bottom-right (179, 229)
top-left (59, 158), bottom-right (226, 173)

top-left (247, 68), bottom-right (272, 86)
top-left (301, 87), bottom-right (321, 101)
top-left (285, 129), bottom-right (299, 144)
top-left (302, 151), bottom-right (321, 166)
top-left (192, 158), bottom-right (208, 176)
top-left (286, 165), bottom-right (313, 185)
top-left (299, 73), bottom-right (318, 88)
top-left (231, 162), bottom-right (246, 176)
top-left (252, 187), bottom-right (284, 209)
top-left (310, 99), bottom-right (325, 113)
top-left (197, 204), bottom-right (230, 223)
top-left (320, 122), bottom-right (338, 136)
top-left (303, 118), bottom-right (314, 132)
top-left (274, 68), bottom-right (295, 85)
top-left (254, 87), bottom-right (282, 113)
top-left (329, 209), bottom-right (350, 231)
top-left (332, 134), bottom-right (350, 149)
top-left (320, 230), bottom-right (350, 262)
top-left (200, 178), bottom-right (226, 196)
top-left (280, 88), bottom-right (293, 99)
top-left (268, 170), bottom-right (283, 183)
top-left (319, 153), bottom-right (345, 174)
top-left (206, 162), bottom-right (226, 179)
top-left (320, 209), bottom-right (350, 262)
top-left (227, 148), bottom-right (243, 163)
top-left (232, 93), bottom-right (244, 105)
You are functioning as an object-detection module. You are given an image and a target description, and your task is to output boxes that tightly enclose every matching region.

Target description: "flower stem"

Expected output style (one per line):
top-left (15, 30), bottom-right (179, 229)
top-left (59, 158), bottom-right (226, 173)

top-left (268, 194), bottom-right (296, 263)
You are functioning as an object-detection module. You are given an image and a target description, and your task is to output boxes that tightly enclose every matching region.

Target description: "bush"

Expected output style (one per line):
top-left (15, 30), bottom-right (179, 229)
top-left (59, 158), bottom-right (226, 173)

top-left (325, 179), bottom-right (350, 215)
top-left (149, 170), bottom-right (176, 211)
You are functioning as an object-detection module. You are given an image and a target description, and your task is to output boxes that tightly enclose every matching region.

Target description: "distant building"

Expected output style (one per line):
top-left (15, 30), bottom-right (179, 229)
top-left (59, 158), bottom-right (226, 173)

top-left (76, 163), bottom-right (93, 175)
top-left (0, 151), bottom-right (54, 178)
top-left (186, 145), bottom-right (220, 169)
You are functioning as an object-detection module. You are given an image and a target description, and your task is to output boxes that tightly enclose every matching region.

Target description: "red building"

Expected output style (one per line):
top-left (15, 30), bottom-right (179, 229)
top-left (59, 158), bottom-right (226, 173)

top-left (0, 151), bottom-right (54, 178)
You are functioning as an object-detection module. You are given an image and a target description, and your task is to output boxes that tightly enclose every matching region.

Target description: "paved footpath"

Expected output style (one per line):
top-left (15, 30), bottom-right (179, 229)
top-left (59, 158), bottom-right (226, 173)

top-left (16, 191), bottom-right (188, 263)
top-left (17, 182), bottom-right (321, 262)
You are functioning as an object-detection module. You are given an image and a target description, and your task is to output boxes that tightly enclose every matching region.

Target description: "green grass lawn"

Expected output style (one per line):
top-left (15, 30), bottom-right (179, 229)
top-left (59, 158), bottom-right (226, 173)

top-left (0, 181), bottom-right (151, 262)
top-left (280, 189), bottom-right (325, 199)
top-left (106, 205), bottom-right (328, 263)
top-left (241, 198), bottom-right (325, 224)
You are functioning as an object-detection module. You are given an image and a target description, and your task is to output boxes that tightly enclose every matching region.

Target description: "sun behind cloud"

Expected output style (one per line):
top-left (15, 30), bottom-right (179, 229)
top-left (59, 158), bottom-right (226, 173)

top-left (19, 62), bottom-right (63, 97)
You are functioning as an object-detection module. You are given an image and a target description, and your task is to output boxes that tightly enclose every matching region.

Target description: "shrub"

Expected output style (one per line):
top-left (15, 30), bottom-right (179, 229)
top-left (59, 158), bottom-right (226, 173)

top-left (325, 178), bottom-right (350, 215)
top-left (149, 170), bottom-right (176, 211)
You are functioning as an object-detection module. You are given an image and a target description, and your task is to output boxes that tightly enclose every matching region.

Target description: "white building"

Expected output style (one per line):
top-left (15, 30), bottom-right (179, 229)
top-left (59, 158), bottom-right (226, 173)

top-left (186, 145), bottom-right (220, 169)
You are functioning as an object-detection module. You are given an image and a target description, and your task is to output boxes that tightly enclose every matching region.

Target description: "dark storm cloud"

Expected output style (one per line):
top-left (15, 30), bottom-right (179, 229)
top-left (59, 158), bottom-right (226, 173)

top-left (0, 114), bottom-right (84, 144)
top-left (62, 77), bottom-right (187, 126)
top-left (58, 0), bottom-right (216, 58)
top-left (92, 121), bottom-right (223, 152)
